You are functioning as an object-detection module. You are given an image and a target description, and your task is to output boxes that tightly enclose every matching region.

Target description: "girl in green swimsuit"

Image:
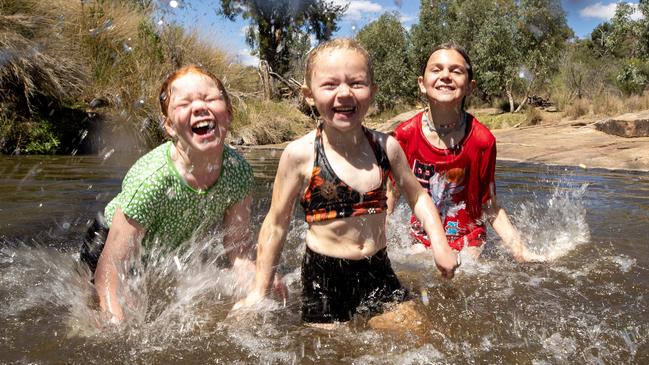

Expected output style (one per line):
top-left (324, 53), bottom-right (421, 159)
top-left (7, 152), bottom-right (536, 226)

top-left (83, 65), bottom-right (285, 324)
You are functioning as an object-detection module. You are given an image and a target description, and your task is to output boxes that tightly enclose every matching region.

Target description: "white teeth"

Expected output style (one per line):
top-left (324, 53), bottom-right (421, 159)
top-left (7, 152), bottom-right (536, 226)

top-left (193, 121), bottom-right (214, 128)
top-left (334, 106), bottom-right (355, 112)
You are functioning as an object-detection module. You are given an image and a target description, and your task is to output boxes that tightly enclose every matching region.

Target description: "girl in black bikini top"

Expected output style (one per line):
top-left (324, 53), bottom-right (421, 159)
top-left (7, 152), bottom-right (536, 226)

top-left (300, 124), bottom-right (391, 223)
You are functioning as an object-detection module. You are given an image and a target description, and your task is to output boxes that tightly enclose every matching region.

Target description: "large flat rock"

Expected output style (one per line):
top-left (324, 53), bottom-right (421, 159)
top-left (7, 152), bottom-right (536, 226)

top-left (493, 119), bottom-right (649, 172)
top-left (595, 111), bottom-right (649, 138)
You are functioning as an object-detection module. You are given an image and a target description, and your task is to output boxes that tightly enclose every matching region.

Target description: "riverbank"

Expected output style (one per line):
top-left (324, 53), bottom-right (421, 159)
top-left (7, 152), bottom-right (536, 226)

top-left (492, 118), bottom-right (649, 172)
top-left (246, 109), bottom-right (649, 173)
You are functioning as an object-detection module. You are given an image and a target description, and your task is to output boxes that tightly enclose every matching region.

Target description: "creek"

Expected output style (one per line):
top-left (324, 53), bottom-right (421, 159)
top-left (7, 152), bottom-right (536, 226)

top-left (1, 149), bottom-right (648, 363)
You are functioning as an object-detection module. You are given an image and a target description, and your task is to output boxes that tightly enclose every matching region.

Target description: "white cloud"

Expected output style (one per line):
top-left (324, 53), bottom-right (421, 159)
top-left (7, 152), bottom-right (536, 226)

top-left (332, 0), bottom-right (384, 22)
top-left (580, 2), bottom-right (642, 21)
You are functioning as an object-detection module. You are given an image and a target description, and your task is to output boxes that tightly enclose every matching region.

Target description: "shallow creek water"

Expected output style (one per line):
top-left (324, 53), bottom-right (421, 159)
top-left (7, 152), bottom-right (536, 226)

top-left (0, 148), bottom-right (648, 364)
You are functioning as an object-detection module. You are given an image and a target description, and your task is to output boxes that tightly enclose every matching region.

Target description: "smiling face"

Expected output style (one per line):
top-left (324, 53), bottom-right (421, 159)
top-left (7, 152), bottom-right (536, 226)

top-left (418, 49), bottom-right (475, 107)
top-left (302, 47), bottom-right (376, 132)
top-left (164, 71), bottom-right (231, 155)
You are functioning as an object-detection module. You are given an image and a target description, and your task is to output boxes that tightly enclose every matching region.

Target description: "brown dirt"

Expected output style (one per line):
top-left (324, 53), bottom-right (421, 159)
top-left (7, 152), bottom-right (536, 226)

top-left (378, 109), bottom-right (649, 173)
top-left (246, 110), bottom-right (649, 173)
top-left (493, 118), bottom-right (649, 172)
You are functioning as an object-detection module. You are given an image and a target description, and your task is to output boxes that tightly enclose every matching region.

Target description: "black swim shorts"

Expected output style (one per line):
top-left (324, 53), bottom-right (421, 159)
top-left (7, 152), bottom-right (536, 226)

top-left (301, 246), bottom-right (408, 323)
top-left (79, 217), bottom-right (109, 274)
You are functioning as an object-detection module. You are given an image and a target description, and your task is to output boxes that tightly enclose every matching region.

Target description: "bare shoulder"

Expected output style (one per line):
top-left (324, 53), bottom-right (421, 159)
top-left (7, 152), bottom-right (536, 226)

top-left (277, 130), bottom-right (316, 178)
top-left (365, 128), bottom-right (403, 162)
top-left (282, 130), bottom-right (315, 161)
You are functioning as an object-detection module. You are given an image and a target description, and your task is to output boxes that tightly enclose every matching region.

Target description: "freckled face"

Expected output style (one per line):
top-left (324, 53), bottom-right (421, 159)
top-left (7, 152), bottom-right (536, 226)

top-left (418, 49), bottom-right (474, 107)
top-left (303, 48), bottom-right (376, 132)
top-left (165, 72), bottom-right (230, 154)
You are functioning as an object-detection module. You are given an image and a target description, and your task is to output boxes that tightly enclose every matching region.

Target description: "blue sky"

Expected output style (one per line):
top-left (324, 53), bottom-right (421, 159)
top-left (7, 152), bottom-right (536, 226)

top-left (159, 0), bottom-right (642, 66)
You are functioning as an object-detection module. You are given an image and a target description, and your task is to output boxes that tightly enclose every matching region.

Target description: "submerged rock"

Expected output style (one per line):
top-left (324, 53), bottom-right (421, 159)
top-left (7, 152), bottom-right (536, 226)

top-left (595, 111), bottom-right (649, 138)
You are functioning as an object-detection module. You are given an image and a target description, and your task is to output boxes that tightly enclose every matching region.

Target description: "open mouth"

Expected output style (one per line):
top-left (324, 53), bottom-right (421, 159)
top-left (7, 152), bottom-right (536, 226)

top-left (435, 85), bottom-right (456, 91)
top-left (332, 105), bottom-right (357, 115)
top-left (191, 120), bottom-right (216, 136)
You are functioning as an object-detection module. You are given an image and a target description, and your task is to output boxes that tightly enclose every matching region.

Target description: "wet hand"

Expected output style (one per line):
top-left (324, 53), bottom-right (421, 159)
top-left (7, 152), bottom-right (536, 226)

top-left (271, 274), bottom-right (288, 306)
top-left (232, 291), bottom-right (266, 312)
top-left (434, 248), bottom-right (460, 279)
top-left (515, 248), bottom-right (547, 263)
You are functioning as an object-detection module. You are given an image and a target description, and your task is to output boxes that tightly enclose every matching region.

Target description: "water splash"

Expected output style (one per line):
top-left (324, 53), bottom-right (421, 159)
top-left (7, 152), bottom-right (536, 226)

top-left (512, 182), bottom-right (590, 261)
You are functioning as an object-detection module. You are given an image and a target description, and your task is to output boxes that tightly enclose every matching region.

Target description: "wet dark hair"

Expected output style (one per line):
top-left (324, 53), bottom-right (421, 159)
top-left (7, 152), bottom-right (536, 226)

top-left (420, 42), bottom-right (473, 81)
top-left (421, 42), bottom-right (474, 111)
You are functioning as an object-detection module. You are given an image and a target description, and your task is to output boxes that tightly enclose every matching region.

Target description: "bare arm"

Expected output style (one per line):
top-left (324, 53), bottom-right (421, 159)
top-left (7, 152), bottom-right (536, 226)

top-left (222, 195), bottom-right (254, 265)
top-left (94, 207), bottom-right (144, 323)
top-left (234, 141), bottom-right (309, 307)
top-left (386, 179), bottom-right (401, 215)
top-left (484, 198), bottom-right (545, 262)
top-left (385, 135), bottom-right (459, 278)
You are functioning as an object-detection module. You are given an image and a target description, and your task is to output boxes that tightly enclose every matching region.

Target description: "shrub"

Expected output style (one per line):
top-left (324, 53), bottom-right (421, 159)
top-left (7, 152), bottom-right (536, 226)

top-left (616, 59), bottom-right (649, 96)
top-left (563, 98), bottom-right (591, 119)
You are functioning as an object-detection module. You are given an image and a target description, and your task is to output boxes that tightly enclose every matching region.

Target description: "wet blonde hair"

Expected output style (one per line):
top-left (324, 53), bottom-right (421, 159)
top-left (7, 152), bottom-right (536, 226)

top-left (159, 64), bottom-right (232, 121)
top-left (304, 38), bottom-right (374, 87)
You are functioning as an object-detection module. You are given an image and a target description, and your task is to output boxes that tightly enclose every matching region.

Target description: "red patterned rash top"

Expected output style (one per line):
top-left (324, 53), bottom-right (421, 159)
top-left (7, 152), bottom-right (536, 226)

top-left (392, 111), bottom-right (497, 251)
top-left (300, 125), bottom-right (391, 223)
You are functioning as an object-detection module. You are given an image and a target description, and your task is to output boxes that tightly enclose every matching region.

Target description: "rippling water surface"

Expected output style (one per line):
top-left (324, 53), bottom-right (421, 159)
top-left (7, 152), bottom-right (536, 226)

top-left (1, 149), bottom-right (648, 364)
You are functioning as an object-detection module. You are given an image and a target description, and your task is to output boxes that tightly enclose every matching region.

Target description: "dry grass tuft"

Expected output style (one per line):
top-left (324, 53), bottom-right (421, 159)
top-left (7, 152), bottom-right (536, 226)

top-left (474, 112), bottom-right (526, 130)
top-left (232, 100), bottom-right (314, 145)
top-left (563, 98), bottom-right (591, 120)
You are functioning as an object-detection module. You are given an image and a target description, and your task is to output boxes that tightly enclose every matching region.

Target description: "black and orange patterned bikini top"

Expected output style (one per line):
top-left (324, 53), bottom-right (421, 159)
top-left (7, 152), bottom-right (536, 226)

top-left (300, 125), bottom-right (391, 223)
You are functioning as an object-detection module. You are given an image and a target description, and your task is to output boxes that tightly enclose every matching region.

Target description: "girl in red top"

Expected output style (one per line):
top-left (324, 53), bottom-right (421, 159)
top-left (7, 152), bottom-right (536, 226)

top-left (390, 43), bottom-right (544, 262)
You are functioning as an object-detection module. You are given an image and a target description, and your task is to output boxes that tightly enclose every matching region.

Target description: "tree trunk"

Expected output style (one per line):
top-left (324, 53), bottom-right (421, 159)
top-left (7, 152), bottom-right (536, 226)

top-left (514, 86), bottom-right (531, 113)
top-left (506, 82), bottom-right (515, 113)
top-left (258, 60), bottom-right (273, 101)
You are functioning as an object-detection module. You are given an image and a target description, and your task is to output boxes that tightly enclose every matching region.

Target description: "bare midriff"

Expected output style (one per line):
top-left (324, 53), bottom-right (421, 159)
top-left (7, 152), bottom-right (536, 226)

top-left (305, 213), bottom-right (387, 260)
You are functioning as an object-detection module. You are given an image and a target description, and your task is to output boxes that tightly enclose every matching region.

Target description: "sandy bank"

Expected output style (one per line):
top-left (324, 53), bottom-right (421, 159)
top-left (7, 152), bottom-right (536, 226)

top-left (243, 110), bottom-right (649, 173)
top-left (492, 119), bottom-right (649, 172)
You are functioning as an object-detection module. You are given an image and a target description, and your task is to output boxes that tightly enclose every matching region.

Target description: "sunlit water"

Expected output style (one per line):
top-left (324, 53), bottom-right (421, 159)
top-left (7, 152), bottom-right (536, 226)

top-left (1, 149), bottom-right (648, 363)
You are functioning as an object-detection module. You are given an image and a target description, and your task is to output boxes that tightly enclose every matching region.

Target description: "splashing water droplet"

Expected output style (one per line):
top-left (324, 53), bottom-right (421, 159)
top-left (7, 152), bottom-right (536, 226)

top-left (169, 0), bottom-right (179, 8)
top-left (103, 149), bottom-right (115, 161)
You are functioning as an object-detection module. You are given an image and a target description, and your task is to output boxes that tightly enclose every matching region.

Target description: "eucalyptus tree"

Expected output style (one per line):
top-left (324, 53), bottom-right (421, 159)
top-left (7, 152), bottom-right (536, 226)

top-left (514, 0), bottom-right (572, 111)
top-left (356, 12), bottom-right (416, 111)
top-left (473, 2), bottom-right (521, 112)
top-left (409, 0), bottom-right (452, 75)
top-left (218, 0), bottom-right (347, 77)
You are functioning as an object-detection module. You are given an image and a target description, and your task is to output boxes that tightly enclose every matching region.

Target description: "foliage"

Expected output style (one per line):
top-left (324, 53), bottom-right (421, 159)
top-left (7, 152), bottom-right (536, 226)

top-left (616, 59), bottom-right (649, 95)
top-left (409, 0), bottom-right (452, 75)
top-left (218, 0), bottom-right (347, 77)
top-left (473, 2), bottom-right (521, 109)
top-left (0, 0), bottom-right (266, 154)
top-left (356, 12), bottom-right (416, 111)
top-left (636, 0), bottom-right (649, 58)
top-left (514, 0), bottom-right (572, 111)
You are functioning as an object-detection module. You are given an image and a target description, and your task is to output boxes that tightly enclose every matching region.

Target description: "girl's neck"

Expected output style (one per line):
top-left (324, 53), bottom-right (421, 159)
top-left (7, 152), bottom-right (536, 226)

top-left (423, 102), bottom-right (467, 150)
top-left (320, 122), bottom-right (367, 153)
top-left (170, 142), bottom-right (224, 190)
top-left (427, 102), bottom-right (464, 127)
